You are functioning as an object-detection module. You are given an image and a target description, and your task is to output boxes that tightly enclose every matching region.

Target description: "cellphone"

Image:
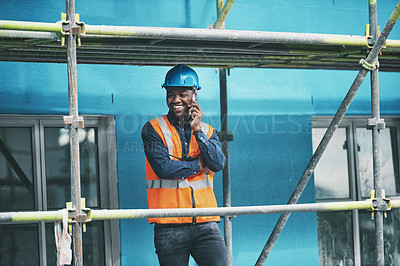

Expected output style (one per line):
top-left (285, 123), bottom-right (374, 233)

top-left (190, 94), bottom-right (197, 121)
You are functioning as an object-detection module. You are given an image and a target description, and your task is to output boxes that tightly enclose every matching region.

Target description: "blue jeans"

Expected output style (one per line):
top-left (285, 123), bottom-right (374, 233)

top-left (154, 222), bottom-right (228, 266)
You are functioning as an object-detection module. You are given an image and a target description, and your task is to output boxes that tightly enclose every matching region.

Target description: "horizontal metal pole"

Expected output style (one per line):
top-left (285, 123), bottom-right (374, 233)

top-left (392, 200), bottom-right (400, 209)
top-left (386, 39), bottom-right (400, 48)
top-left (0, 211), bottom-right (63, 222)
top-left (0, 29), bottom-right (58, 39)
top-left (0, 20), bottom-right (61, 33)
top-left (90, 201), bottom-right (374, 220)
top-left (1, 200), bottom-right (400, 223)
top-left (84, 25), bottom-right (371, 47)
top-left (2, 20), bottom-right (400, 49)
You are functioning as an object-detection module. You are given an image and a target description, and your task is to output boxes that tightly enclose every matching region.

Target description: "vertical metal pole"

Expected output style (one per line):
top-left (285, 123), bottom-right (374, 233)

top-left (214, 0), bottom-right (233, 264)
top-left (219, 68), bottom-right (233, 266)
top-left (369, 1), bottom-right (384, 265)
top-left (66, 0), bottom-right (83, 265)
top-left (215, 1), bottom-right (233, 264)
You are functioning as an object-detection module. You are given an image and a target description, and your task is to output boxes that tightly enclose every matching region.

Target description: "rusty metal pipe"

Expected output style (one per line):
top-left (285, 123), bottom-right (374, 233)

top-left (2, 199), bottom-right (400, 223)
top-left (219, 67), bottom-right (233, 265)
top-left (213, 0), bottom-right (235, 29)
top-left (66, 0), bottom-right (83, 265)
top-left (3, 20), bottom-right (400, 49)
top-left (369, 1), bottom-right (385, 265)
top-left (215, 1), bottom-right (234, 265)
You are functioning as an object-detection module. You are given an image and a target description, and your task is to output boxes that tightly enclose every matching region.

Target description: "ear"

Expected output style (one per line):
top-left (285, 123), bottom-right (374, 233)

top-left (192, 90), bottom-right (197, 102)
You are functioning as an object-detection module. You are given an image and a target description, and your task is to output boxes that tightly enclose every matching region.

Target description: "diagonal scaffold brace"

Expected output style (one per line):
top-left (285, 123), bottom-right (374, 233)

top-left (255, 1), bottom-right (400, 265)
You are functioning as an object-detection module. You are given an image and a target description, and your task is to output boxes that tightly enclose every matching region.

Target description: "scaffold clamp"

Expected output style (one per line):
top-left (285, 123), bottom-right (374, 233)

top-left (60, 12), bottom-right (85, 46)
top-left (359, 58), bottom-right (379, 71)
top-left (63, 115), bottom-right (85, 129)
top-left (367, 118), bottom-right (385, 130)
top-left (218, 131), bottom-right (234, 142)
top-left (66, 198), bottom-right (92, 234)
top-left (364, 24), bottom-right (386, 50)
top-left (365, 24), bottom-right (374, 48)
top-left (367, 190), bottom-right (392, 220)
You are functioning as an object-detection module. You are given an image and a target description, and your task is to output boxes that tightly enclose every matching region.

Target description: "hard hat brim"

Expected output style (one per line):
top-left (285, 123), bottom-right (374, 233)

top-left (162, 85), bottom-right (201, 90)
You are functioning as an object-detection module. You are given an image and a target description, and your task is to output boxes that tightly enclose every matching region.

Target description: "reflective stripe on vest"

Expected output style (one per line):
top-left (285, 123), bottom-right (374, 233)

top-left (147, 173), bottom-right (213, 190)
top-left (155, 116), bottom-right (174, 157)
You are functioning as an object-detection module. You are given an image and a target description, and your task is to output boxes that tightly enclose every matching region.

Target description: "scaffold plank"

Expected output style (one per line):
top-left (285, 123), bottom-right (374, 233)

top-left (1, 21), bottom-right (400, 71)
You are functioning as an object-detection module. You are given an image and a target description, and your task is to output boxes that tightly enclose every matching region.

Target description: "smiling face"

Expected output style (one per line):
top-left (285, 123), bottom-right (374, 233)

top-left (166, 87), bottom-right (196, 118)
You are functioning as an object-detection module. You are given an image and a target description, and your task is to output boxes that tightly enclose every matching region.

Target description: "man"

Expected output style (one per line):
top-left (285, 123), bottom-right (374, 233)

top-left (142, 64), bottom-right (228, 266)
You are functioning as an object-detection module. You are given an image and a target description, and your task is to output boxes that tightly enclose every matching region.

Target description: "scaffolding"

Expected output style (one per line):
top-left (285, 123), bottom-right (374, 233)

top-left (1, 0), bottom-right (400, 265)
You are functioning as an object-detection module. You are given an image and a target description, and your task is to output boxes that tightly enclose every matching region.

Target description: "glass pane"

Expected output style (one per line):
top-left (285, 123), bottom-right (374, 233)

top-left (0, 127), bottom-right (35, 211)
top-left (0, 224), bottom-right (39, 265)
top-left (45, 127), bottom-right (100, 209)
top-left (357, 127), bottom-right (399, 197)
top-left (312, 127), bottom-right (350, 199)
top-left (359, 209), bottom-right (400, 265)
top-left (46, 221), bottom-right (105, 265)
top-left (316, 211), bottom-right (354, 265)
top-left (82, 221), bottom-right (106, 265)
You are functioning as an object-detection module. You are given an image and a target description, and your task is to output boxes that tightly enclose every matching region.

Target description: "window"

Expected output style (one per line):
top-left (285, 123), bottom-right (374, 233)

top-left (0, 115), bottom-right (119, 266)
top-left (312, 116), bottom-right (400, 266)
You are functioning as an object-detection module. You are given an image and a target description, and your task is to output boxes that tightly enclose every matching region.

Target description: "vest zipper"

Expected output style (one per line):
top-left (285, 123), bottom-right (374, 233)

top-left (190, 186), bottom-right (196, 224)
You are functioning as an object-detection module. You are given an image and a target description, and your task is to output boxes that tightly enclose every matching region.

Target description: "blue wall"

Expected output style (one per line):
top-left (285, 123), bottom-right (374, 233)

top-left (1, 1), bottom-right (400, 265)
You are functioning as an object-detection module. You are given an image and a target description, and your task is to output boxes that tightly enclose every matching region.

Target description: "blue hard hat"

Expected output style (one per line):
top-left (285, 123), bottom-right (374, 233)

top-left (162, 64), bottom-right (201, 90)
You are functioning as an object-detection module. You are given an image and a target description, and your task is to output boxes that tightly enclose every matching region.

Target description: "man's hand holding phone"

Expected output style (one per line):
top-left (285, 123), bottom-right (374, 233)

top-left (189, 94), bottom-right (203, 131)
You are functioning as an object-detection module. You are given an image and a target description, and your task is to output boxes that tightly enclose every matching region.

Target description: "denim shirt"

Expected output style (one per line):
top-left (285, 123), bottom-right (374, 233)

top-left (142, 111), bottom-right (226, 179)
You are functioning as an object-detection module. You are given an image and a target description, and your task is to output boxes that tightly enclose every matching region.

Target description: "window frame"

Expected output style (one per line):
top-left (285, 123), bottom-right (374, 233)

top-left (312, 115), bottom-right (400, 266)
top-left (0, 114), bottom-right (120, 266)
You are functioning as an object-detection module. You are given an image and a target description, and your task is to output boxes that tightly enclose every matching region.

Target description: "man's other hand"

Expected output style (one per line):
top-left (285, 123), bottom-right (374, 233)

top-left (198, 155), bottom-right (211, 175)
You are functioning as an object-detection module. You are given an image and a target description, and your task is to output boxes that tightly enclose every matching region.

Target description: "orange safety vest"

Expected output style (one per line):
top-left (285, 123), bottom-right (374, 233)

top-left (146, 115), bottom-right (220, 224)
